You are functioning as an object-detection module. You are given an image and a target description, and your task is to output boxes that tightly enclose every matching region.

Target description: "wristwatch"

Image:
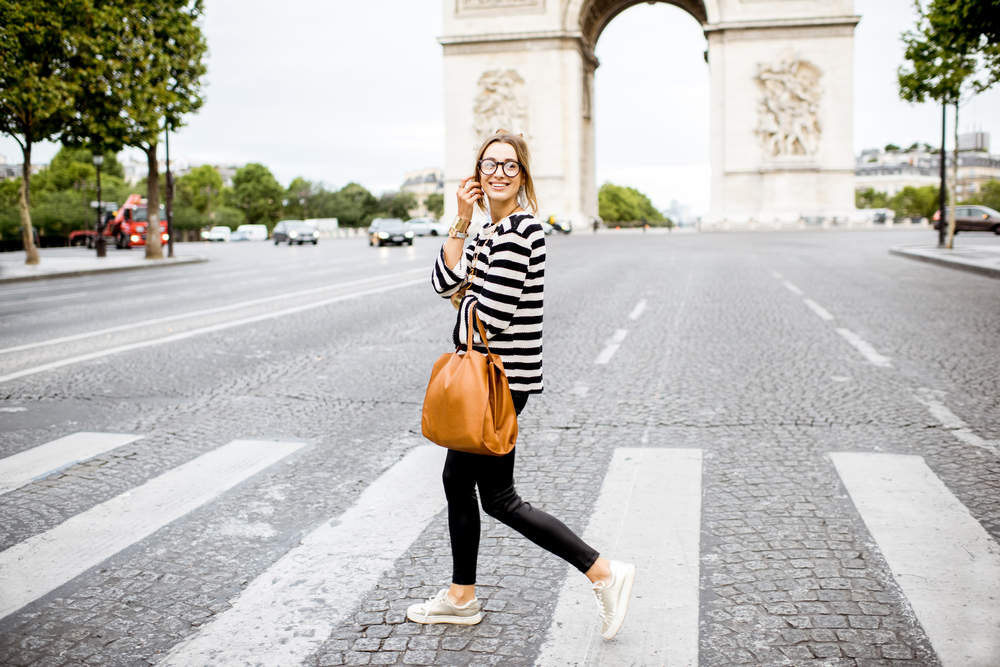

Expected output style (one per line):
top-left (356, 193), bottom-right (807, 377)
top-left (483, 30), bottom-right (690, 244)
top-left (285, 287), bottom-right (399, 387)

top-left (450, 215), bottom-right (470, 239)
top-left (449, 227), bottom-right (468, 239)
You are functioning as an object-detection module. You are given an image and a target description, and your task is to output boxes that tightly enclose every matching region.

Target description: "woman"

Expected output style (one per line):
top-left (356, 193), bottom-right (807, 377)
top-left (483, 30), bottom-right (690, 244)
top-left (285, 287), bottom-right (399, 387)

top-left (407, 130), bottom-right (635, 641)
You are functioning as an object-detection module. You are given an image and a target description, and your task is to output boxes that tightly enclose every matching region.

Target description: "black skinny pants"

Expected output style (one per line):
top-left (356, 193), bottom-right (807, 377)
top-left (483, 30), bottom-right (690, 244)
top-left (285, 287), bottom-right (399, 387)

top-left (442, 395), bottom-right (600, 585)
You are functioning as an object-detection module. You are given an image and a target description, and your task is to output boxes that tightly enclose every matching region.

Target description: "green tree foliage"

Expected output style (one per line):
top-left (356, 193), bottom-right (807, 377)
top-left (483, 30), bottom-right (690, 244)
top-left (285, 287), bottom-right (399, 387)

top-left (326, 182), bottom-right (379, 227)
top-left (0, 0), bottom-right (96, 263)
top-left (231, 163), bottom-right (283, 226)
top-left (598, 182), bottom-right (664, 223)
top-left (283, 177), bottom-right (314, 220)
top-left (960, 179), bottom-right (1000, 210)
top-left (856, 188), bottom-right (891, 209)
top-left (889, 185), bottom-right (940, 220)
top-left (884, 143), bottom-right (902, 152)
top-left (378, 191), bottom-right (417, 221)
top-left (426, 192), bottom-right (444, 218)
top-left (171, 164), bottom-right (237, 230)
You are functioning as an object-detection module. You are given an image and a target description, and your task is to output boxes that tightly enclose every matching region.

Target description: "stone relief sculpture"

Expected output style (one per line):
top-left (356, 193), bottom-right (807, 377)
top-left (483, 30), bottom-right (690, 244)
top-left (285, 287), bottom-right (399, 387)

top-left (755, 57), bottom-right (823, 158)
top-left (473, 69), bottom-right (528, 144)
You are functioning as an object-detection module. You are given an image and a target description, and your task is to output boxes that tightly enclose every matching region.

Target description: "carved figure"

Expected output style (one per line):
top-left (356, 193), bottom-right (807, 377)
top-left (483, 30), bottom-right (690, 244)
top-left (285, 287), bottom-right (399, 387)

top-left (755, 57), bottom-right (823, 157)
top-left (473, 70), bottom-right (528, 144)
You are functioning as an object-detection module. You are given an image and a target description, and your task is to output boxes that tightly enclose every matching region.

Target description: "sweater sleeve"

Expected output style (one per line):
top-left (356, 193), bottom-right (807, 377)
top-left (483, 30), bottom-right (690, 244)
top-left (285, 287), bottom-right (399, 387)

top-left (469, 225), bottom-right (535, 337)
top-left (431, 244), bottom-right (469, 298)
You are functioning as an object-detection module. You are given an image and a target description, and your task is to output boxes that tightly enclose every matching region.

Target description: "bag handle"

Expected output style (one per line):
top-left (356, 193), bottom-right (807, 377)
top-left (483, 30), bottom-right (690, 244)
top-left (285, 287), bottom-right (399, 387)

top-left (465, 302), bottom-right (495, 359)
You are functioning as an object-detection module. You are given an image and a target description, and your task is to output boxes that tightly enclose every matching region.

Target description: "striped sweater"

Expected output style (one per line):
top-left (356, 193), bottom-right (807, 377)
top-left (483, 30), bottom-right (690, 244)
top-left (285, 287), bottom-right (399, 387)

top-left (431, 212), bottom-right (545, 394)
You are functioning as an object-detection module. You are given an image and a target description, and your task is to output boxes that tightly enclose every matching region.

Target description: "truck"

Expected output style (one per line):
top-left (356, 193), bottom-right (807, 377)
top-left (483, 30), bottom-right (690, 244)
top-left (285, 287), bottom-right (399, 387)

top-left (70, 194), bottom-right (168, 249)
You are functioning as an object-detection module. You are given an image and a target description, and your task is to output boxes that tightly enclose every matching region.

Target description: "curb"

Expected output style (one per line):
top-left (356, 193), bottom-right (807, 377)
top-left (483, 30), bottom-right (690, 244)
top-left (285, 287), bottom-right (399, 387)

top-left (889, 248), bottom-right (1000, 280)
top-left (0, 256), bottom-right (209, 285)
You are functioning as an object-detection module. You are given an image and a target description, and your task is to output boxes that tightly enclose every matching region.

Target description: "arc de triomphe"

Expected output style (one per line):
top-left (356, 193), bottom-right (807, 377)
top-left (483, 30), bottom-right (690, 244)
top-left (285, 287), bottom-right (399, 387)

top-left (440, 0), bottom-right (859, 230)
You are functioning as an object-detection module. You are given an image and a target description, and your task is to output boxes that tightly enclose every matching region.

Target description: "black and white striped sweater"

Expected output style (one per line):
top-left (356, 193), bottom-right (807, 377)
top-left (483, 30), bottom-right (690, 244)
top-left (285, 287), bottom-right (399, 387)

top-left (431, 212), bottom-right (545, 395)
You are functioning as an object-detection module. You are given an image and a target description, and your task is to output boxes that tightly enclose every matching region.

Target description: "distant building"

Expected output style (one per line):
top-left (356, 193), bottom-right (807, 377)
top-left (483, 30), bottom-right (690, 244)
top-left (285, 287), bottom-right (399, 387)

top-left (401, 168), bottom-right (444, 218)
top-left (0, 160), bottom-right (44, 182)
top-left (125, 158), bottom-right (240, 188)
top-left (855, 133), bottom-right (1000, 197)
top-left (664, 199), bottom-right (692, 226)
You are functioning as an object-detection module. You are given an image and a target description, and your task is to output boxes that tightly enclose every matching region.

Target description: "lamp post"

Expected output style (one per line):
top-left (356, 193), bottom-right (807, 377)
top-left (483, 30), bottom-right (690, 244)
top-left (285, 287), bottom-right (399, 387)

top-left (938, 102), bottom-right (947, 248)
top-left (93, 154), bottom-right (106, 258)
top-left (165, 125), bottom-right (175, 257)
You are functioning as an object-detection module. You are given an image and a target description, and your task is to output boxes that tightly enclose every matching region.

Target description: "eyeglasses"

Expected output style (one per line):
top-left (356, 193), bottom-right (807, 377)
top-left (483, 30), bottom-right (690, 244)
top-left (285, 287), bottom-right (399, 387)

top-left (478, 158), bottom-right (522, 178)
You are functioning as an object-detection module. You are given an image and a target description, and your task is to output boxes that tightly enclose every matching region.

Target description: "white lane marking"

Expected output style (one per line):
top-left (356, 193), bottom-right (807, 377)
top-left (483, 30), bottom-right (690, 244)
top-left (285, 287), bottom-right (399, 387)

top-left (0, 268), bottom-right (426, 358)
top-left (0, 432), bottom-right (143, 496)
top-left (914, 390), bottom-right (1000, 457)
top-left (782, 280), bottom-right (803, 296)
top-left (627, 299), bottom-right (647, 321)
top-left (159, 445), bottom-right (447, 667)
top-left (0, 439), bottom-right (307, 620)
top-left (0, 406), bottom-right (27, 412)
top-left (571, 383), bottom-right (590, 397)
top-left (594, 329), bottom-right (629, 365)
top-left (0, 277), bottom-right (425, 384)
top-left (835, 328), bottom-right (892, 367)
top-left (771, 271), bottom-right (783, 279)
top-left (0, 291), bottom-right (90, 306)
top-left (802, 298), bottom-right (834, 321)
top-left (537, 448), bottom-right (702, 667)
top-left (830, 452), bottom-right (1000, 666)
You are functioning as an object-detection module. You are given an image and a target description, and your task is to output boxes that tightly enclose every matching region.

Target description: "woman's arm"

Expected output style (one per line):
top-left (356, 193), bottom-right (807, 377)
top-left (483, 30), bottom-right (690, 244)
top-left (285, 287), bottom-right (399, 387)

top-left (445, 176), bottom-right (481, 266)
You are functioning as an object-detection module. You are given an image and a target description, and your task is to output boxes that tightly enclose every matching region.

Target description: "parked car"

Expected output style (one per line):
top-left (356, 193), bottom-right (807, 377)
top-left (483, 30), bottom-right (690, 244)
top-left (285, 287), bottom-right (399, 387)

top-left (538, 221), bottom-right (554, 235)
top-left (368, 218), bottom-right (413, 246)
top-left (230, 230), bottom-right (251, 242)
top-left (236, 223), bottom-right (269, 241)
top-left (207, 226), bottom-right (231, 242)
top-left (934, 205), bottom-right (1000, 234)
top-left (405, 217), bottom-right (448, 236)
top-left (273, 220), bottom-right (318, 245)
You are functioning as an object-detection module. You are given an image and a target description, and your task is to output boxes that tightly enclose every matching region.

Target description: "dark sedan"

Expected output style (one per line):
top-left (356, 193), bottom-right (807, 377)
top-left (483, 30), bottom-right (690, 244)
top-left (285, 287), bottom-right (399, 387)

top-left (934, 205), bottom-right (1000, 235)
top-left (367, 218), bottom-right (413, 246)
top-left (273, 221), bottom-right (318, 245)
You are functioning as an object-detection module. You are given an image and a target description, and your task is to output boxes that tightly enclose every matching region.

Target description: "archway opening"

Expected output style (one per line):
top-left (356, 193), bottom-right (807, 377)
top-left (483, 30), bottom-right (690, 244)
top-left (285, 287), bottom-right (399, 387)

top-left (590, 1), bottom-right (710, 223)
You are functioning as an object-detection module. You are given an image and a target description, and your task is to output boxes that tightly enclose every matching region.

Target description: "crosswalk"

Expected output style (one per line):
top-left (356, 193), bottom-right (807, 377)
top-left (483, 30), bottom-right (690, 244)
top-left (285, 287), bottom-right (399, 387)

top-left (1, 432), bottom-right (999, 666)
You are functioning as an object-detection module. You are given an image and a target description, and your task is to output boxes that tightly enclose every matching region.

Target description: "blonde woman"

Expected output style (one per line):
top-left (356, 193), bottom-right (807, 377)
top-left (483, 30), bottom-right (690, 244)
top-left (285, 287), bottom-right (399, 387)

top-left (407, 130), bottom-right (635, 641)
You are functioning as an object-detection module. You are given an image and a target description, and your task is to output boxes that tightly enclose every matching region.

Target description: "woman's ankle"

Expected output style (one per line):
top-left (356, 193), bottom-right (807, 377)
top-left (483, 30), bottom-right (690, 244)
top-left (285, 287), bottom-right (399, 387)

top-left (585, 557), bottom-right (613, 586)
top-left (448, 583), bottom-right (476, 606)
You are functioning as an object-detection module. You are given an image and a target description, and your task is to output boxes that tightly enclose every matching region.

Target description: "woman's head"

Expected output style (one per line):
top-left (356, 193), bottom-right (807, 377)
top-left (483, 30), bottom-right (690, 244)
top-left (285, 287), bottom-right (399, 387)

top-left (472, 129), bottom-right (538, 215)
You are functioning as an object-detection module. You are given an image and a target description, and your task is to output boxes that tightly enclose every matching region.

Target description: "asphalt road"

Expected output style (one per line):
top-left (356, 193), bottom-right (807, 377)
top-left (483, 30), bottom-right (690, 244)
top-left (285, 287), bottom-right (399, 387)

top-left (1, 230), bottom-right (998, 667)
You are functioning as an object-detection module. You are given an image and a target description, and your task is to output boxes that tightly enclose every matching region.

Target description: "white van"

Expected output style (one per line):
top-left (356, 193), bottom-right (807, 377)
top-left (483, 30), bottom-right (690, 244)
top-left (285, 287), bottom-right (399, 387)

top-left (207, 226), bottom-right (231, 242)
top-left (237, 224), bottom-right (269, 241)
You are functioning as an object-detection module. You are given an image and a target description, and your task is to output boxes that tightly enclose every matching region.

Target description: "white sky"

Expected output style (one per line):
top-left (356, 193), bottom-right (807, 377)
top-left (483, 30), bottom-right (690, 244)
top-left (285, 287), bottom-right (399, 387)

top-left (2, 0), bottom-right (998, 217)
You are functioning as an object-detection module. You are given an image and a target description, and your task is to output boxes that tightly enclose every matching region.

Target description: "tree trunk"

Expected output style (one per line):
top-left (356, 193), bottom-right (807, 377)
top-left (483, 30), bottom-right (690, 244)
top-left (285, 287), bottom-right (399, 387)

top-left (144, 144), bottom-right (164, 259)
top-left (19, 143), bottom-right (40, 265)
top-left (946, 102), bottom-right (958, 249)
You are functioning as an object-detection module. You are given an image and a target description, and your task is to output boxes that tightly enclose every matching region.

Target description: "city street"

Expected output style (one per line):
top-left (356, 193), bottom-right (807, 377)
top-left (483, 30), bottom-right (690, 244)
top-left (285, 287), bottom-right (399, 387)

top-left (1, 230), bottom-right (999, 667)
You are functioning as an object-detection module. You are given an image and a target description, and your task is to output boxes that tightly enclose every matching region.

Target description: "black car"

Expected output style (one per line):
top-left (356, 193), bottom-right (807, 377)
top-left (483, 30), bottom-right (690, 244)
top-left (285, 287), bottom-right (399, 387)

top-left (273, 221), bottom-right (318, 245)
top-left (367, 218), bottom-right (413, 246)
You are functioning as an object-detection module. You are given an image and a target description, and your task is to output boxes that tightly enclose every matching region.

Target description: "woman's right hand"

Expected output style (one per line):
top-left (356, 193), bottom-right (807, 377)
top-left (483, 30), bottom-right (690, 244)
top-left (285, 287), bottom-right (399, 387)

top-left (457, 176), bottom-right (481, 222)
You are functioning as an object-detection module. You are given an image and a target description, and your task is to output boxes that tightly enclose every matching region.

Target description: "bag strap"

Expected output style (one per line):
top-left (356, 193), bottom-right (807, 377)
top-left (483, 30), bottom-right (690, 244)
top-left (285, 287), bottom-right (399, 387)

top-left (465, 303), bottom-right (495, 358)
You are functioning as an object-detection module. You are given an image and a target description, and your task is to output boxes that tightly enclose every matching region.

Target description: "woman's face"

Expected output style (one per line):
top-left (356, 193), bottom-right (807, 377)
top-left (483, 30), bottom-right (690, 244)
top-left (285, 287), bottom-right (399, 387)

top-left (479, 141), bottom-right (523, 210)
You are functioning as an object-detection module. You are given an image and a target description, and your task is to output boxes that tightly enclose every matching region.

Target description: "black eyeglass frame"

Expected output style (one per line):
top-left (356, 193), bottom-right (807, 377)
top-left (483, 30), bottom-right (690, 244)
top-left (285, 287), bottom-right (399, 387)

top-left (478, 158), bottom-right (523, 178)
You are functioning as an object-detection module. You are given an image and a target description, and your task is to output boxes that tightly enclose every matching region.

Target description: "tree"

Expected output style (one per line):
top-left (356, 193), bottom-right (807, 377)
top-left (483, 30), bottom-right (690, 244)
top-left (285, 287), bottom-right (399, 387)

top-left (283, 177), bottom-right (313, 220)
top-left (899, 0), bottom-right (1000, 247)
top-left (0, 0), bottom-right (95, 264)
top-left (378, 191), bottom-right (417, 220)
top-left (176, 164), bottom-right (223, 215)
top-left (961, 179), bottom-right (1000, 210)
top-left (598, 183), bottom-right (664, 224)
top-left (889, 185), bottom-right (940, 220)
top-left (231, 163), bottom-right (283, 226)
top-left (884, 143), bottom-right (901, 152)
top-left (426, 192), bottom-right (444, 218)
top-left (856, 188), bottom-right (890, 209)
top-left (926, 0), bottom-right (1000, 57)
top-left (328, 182), bottom-right (379, 227)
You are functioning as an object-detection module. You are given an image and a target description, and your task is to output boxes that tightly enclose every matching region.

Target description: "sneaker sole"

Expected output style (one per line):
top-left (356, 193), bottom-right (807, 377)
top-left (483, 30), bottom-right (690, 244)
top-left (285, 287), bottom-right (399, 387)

top-left (601, 564), bottom-right (636, 640)
top-left (406, 609), bottom-right (483, 625)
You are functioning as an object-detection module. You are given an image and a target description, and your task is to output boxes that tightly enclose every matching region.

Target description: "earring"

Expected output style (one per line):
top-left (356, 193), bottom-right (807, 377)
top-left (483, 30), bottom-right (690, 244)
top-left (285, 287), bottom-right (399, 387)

top-left (518, 186), bottom-right (527, 209)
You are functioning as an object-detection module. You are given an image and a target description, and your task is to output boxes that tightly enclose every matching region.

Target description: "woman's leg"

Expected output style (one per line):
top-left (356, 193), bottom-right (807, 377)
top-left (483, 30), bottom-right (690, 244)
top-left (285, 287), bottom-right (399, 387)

top-left (477, 448), bottom-right (600, 574)
top-left (442, 450), bottom-right (481, 589)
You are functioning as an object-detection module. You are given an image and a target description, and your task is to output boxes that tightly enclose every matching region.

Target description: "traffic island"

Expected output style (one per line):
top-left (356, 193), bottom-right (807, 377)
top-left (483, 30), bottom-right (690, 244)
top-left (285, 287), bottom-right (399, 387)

top-left (0, 248), bottom-right (208, 284)
top-left (890, 244), bottom-right (1000, 280)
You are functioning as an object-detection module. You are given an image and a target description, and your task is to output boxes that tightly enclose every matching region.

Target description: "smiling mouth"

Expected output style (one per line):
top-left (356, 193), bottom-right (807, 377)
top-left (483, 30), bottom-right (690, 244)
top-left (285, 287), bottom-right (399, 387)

top-left (489, 182), bottom-right (510, 190)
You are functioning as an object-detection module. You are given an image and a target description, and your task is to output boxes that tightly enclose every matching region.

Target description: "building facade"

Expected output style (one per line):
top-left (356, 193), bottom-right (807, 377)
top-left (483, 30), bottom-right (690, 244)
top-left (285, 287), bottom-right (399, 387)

top-left (401, 168), bottom-right (445, 218)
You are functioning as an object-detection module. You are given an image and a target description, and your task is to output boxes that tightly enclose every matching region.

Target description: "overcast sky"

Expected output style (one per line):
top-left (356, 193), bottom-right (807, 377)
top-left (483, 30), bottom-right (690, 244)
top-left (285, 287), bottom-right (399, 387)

top-left (2, 0), bottom-right (998, 216)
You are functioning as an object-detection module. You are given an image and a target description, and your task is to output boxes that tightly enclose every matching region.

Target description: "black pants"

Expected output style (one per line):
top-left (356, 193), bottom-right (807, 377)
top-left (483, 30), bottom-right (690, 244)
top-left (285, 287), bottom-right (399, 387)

top-left (442, 394), bottom-right (600, 585)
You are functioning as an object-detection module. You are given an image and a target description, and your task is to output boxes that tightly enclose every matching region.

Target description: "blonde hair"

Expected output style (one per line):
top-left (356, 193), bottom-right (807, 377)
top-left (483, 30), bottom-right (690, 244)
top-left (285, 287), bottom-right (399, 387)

top-left (473, 129), bottom-right (538, 215)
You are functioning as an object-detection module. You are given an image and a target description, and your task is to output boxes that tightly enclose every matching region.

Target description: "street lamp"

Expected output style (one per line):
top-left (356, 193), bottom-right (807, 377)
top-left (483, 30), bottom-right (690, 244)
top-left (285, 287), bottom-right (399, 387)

top-left (92, 154), bottom-right (106, 258)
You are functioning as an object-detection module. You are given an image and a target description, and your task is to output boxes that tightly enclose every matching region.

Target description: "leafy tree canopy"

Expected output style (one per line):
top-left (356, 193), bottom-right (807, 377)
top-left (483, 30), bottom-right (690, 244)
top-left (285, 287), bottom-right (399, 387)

top-left (890, 185), bottom-right (940, 220)
top-left (231, 163), bottom-right (283, 226)
top-left (378, 191), bottom-right (417, 221)
top-left (598, 182), bottom-right (664, 223)
top-left (856, 188), bottom-right (890, 209)
top-left (960, 179), bottom-right (1000, 210)
top-left (885, 143), bottom-right (901, 152)
top-left (175, 165), bottom-right (223, 215)
top-left (327, 182), bottom-right (379, 227)
top-left (426, 192), bottom-right (444, 218)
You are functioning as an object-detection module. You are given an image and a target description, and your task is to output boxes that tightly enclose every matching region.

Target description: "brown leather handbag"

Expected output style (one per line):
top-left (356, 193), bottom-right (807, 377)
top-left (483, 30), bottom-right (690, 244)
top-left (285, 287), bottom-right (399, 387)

top-left (421, 304), bottom-right (518, 456)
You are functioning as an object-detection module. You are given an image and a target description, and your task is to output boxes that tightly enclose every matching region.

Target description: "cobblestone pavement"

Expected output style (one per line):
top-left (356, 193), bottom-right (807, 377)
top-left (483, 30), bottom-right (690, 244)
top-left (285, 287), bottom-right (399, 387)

top-left (0, 231), bottom-right (998, 666)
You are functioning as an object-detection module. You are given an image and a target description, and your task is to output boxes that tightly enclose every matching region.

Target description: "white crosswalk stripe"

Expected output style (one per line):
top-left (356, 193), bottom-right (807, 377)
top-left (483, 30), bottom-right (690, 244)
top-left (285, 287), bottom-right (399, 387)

top-left (158, 445), bottom-right (447, 667)
top-left (831, 452), bottom-right (1000, 667)
top-left (0, 431), bottom-right (143, 496)
top-left (536, 448), bottom-right (703, 667)
top-left (0, 437), bottom-right (306, 620)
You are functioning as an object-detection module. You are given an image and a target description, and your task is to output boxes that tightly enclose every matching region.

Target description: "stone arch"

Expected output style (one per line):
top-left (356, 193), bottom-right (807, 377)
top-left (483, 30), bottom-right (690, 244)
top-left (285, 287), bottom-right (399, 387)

top-left (440, 0), bottom-right (860, 230)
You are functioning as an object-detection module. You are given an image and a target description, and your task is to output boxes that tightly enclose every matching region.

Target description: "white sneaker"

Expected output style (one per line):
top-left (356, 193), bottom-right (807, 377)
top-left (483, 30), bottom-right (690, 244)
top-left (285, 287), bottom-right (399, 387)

top-left (406, 589), bottom-right (483, 625)
top-left (591, 560), bottom-right (636, 640)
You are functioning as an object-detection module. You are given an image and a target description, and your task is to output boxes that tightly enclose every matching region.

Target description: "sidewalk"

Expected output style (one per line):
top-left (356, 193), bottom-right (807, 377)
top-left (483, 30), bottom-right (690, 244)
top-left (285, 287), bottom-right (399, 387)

top-left (890, 242), bottom-right (1000, 279)
top-left (0, 247), bottom-right (207, 284)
